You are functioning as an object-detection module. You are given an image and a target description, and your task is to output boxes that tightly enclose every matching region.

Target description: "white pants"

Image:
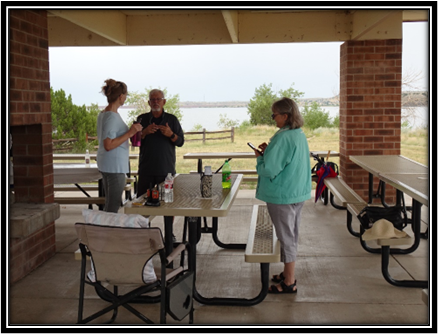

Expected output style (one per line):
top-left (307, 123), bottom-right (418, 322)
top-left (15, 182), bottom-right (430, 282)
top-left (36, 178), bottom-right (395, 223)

top-left (267, 202), bottom-right (304, 263)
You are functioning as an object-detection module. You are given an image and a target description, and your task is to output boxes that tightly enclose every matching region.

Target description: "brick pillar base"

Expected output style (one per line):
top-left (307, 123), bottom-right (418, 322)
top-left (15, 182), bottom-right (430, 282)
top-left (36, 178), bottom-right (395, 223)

top-left (9, 9), bottom-right (56, 283)
top-left (339, 39), bottom-right (402, 204)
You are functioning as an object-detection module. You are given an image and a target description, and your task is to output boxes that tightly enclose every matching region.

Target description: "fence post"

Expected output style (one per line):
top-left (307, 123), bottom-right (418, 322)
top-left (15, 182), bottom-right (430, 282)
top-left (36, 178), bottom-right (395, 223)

top-left (203, 128), bottom-right (206, 144)
top-left (231, 127), bottom-right (234, 143)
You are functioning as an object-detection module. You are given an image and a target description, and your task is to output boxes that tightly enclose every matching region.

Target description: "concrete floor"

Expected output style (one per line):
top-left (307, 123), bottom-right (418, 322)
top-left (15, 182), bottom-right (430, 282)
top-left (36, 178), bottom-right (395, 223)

top-left (8, 189), bottom-right (431, 329)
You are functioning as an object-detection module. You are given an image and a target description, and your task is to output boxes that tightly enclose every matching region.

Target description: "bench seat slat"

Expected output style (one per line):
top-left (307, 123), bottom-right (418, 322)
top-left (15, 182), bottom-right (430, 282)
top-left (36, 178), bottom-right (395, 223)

top-left (54, 197), bottom-right (106, 205)
top-left (377, 236), bottom-right (411, 246)
top-left (245, 205), bottom-right (281, 263)
top-left (55, 185), bottom-right (131, 192)
top-left (347, 203), bottom-right (367, 216)
top-left (324, 177), bottom-right (366, 206)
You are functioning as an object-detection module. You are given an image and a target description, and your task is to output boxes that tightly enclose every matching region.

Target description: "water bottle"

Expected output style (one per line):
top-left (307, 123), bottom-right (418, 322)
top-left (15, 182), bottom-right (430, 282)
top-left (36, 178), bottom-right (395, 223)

top-left (164, 173), bottom-right (174, 203)
top-left (131, 120), bottom-right (142, 147)
top-left (222, 160), bottom-right (231, 189)
top-left (201, 166), bottom-right (213, 198)
top-left (85, 149), bottom-right (90, 167)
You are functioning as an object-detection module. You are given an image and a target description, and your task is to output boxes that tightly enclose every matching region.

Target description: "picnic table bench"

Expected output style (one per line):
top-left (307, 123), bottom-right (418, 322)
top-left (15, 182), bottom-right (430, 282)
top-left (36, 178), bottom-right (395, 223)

top-left (350, 155), bottom-right (428, 252)
top-left (322, 155), bottom-right (428, 290)
top-left (243, 205), bottom-right (281, 305)
top-left (53, 163), bottom-right (135, 209)
top-left (324, 177), bottom-right (367, 237)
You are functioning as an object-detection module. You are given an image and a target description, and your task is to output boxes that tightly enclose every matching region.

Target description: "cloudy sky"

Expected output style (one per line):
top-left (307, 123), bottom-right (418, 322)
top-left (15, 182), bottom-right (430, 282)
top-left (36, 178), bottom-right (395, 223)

top-left (48, 21), bottom-right (429, 106)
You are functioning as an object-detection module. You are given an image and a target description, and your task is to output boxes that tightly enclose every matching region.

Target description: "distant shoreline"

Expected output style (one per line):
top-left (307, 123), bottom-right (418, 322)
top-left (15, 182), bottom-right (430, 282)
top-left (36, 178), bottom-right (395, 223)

top-left (112, 91), bottom-right (426, 109)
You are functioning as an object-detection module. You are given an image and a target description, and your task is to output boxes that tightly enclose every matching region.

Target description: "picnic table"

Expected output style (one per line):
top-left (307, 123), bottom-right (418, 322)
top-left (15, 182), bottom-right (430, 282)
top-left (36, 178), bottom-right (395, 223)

top-left (184, 150), bottom-right (339, 173)
top-left (53, 163), bottom-right (101, 185)
top-left (53, 163), bottom-right (105, 210)
top-left (53, 153), bottom-right (139, 161)
top-left (349, 155), bottom-right (429, 253)
top-left (125, 173), bottom-right (276, 306)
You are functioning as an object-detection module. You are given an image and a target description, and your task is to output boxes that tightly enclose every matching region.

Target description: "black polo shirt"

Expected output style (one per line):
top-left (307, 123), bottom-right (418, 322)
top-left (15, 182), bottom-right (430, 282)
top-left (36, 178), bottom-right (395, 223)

top-left (136, 110), bottom-right (184, 176)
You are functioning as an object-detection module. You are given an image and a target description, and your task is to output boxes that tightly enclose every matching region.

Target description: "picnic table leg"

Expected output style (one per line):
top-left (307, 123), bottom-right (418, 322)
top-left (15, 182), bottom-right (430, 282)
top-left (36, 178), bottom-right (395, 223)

top-left (346, 210), bottom-right (360, 237)
top-left (368, 173), bottom-right (374, 204)
top-left (98, 179), bottom-right (104, 210)
top-left (74, 183), bottom-right (93, 210)
top-left (187, 216), bottom-right (269, 306)
top-left (196, 217), bottom-right (246, 249)
top-left (164, 216), bottom-right (174, 268)
top-left (359, 213), bottom-right (421, 255)
top-left (211, 217), bottom-right (246, 250)
top-left (193, 262), bottom-right (270, 306)
top-left (381, 245), bottom-right (428, 288)
top-left (197, 159), bottom-right (203, 174)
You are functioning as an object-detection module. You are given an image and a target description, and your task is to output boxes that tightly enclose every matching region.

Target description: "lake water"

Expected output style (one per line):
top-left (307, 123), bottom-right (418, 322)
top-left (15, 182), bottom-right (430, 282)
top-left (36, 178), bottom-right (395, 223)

top-left (119, 106), bottom-right (428, 131)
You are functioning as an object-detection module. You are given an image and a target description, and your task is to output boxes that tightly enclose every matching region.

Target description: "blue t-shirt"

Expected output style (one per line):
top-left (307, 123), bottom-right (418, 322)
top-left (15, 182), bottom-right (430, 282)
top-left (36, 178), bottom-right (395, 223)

top-left (96, 111), bottom-right (129, 173)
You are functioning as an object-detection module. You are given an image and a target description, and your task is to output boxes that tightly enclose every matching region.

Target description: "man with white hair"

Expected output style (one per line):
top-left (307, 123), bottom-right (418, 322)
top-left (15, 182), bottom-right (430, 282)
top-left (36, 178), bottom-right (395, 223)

top-left (136, 89), bottom-right (184, 197)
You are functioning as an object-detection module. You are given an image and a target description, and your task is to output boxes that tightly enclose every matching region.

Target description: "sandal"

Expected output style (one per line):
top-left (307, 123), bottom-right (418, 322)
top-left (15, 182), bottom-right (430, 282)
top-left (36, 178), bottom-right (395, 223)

top-left (272, 272), bottom-right (285, 283)
top-left (268, 280), bottom-right (297, 294)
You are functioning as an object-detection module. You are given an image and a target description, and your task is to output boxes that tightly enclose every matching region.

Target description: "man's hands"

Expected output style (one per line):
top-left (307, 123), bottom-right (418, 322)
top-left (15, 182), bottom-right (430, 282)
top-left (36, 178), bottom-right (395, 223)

top-left (143, 123), bottom-right (159, 137)
top-left (142, 122), bottom-right (175, 140)
top-left (157, 123), bottom-right (173, 138)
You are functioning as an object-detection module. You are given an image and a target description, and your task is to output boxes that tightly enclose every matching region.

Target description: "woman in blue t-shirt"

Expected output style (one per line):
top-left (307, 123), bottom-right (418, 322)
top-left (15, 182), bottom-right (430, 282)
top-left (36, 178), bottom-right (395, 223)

top-left (96, 79), bottom-right (142, 212)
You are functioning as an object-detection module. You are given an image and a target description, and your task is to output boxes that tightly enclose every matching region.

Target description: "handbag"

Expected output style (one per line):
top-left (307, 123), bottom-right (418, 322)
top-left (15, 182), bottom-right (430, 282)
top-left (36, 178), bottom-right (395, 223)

top-left (357, 196), bottom-right (410, 231)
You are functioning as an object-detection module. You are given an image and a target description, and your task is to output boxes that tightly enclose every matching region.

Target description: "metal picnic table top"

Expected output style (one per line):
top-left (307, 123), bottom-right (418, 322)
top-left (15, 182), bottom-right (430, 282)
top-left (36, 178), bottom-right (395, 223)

top-left (53, 163), bottom-right (101, 184)
top-left (125, 174), bottom-right (242, 218)
top-left (377, 172), bottom-right (429, 207)
top-left (349, 155), bottom-right (428, 204)
top-left (349, 155), bottom-right (427, 175)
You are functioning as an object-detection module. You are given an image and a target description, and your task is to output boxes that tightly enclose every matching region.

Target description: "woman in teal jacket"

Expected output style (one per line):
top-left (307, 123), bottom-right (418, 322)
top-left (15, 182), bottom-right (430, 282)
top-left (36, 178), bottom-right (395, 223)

top-left (252, 97), bottom-right (311, 294)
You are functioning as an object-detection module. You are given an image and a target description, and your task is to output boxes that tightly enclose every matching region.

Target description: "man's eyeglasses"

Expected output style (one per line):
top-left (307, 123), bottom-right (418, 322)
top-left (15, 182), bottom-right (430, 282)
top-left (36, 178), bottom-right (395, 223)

top-left (271, 113), bottom-right (280, 120)
top-left (149, 98), bottom-right (165, 102)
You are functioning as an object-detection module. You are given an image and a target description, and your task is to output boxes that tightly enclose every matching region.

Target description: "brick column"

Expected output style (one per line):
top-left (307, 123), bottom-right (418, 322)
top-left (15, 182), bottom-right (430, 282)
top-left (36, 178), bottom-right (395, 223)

top-left (339, 39), bottom-right (402, 204)
top-left (9, 9), bottom-right (53, 203)
top-left (9, 10), bottom-right (57, 283)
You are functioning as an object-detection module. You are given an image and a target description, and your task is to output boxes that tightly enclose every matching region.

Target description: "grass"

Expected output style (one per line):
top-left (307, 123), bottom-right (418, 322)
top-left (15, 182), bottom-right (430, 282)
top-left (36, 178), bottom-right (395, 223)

top-left (400, 127), bottom-right (429, 166)
top-left (127, 126), bottom-right (428, 189)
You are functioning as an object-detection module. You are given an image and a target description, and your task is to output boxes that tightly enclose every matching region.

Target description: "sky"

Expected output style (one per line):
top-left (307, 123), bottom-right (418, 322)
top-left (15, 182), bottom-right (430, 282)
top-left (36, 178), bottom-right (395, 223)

top-left (48, 22), bottom-right (429, 106)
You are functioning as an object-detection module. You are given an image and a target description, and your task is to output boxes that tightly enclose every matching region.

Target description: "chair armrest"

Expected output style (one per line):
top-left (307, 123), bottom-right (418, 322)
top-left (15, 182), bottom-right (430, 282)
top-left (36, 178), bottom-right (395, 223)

top-left (166, 243), bottom-right (189, 266)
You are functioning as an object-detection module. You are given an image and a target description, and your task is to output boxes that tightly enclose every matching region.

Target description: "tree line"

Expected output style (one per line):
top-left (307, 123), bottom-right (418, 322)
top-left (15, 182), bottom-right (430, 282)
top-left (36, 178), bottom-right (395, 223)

top-left (56, 82), bottom-right (405, 150)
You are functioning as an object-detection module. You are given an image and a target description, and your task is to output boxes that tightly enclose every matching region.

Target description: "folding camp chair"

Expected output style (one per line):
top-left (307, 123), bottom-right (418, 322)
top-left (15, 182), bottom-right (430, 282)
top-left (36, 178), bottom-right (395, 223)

top-left (75, 223), bottom-right (194, 324)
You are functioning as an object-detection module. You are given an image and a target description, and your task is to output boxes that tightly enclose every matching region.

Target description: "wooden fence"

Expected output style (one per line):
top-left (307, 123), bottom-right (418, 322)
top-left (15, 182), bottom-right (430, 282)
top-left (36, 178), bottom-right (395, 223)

top-left (52, 127), bottom-right (234, 151)
top-left (184, 127), bottom-right (234, 144)
top-left (52, 135), bottom-right (97, 152)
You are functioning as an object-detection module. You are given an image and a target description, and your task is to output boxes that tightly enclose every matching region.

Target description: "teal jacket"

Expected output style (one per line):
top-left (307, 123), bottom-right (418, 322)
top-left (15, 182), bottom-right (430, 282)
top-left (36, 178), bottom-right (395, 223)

top-left (255, 127), bottom-right (311, 205)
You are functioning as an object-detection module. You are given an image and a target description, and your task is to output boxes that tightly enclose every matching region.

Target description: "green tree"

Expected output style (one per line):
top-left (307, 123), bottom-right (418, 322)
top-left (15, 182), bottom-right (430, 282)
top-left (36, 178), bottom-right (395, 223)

top-left (217, 113), bottom-right (240, 129)
top-left (301, 102), bottom-right (332, 130)
top-left (51, 87), bottom-right (98, 150)
top-left (126, 87), bottom-right (183, 125)
top-left (247, 83), bottom-right (304, 126)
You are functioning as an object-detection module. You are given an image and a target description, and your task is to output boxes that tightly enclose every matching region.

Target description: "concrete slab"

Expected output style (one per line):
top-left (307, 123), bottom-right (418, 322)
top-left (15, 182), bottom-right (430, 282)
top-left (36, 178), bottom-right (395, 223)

top-left (8, 189), bottom-right (431, 327)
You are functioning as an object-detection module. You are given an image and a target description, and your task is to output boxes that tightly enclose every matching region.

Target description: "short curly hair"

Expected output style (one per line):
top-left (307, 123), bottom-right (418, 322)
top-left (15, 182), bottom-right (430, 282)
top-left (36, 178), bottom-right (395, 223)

top-left (271, 97), bottom-right (304, 129)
